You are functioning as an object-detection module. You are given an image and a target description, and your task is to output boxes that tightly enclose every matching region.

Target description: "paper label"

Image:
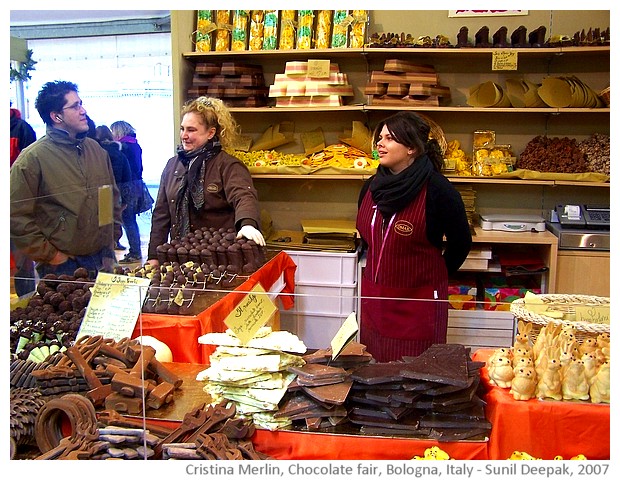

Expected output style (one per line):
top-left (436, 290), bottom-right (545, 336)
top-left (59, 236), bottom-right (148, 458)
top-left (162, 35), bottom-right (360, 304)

top-left (76, 272), bottom-right (151, 341)
top-left (492, 50), bottom-right (518, 71)
top-left (307, 59), bottom-right (331, 78)
top-left (574, 305), bottom-right (610, 325)
top-left (98, 185), bottom-right (113, 226)
top-left (225, 283), bottom-right (277, 344)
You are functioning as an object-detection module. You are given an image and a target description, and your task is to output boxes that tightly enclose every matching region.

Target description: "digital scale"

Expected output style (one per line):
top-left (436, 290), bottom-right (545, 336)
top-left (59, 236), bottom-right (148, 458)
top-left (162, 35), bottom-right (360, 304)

top-left (479, 214), bottom-right (547, 232)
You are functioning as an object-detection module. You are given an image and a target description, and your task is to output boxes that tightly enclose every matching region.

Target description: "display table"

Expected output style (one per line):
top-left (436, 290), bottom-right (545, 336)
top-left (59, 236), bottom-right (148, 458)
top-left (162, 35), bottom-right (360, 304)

top-left (473, 349), bottom-right (610, 460)
top-left (131, 251), bottom-right (297, 364)
top-left (145, 362), bottom-right (489, 460)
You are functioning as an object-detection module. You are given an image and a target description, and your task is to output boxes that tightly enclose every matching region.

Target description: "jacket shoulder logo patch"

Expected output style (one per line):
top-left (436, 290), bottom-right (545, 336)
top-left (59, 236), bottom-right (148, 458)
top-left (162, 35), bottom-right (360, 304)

top-left (206, 183), bottom-right (219, 193)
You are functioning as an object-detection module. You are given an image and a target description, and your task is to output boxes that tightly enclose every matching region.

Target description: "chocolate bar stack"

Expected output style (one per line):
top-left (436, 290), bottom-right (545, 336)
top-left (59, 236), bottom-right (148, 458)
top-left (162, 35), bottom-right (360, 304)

top-left (365, 59), bottom-right (450, 107)
top-left (273, 342), bottom-right (372, 430)
top-left (189, 62), bottom-right (269, 107)
top-left (347, 344), bottom-right (491, 441)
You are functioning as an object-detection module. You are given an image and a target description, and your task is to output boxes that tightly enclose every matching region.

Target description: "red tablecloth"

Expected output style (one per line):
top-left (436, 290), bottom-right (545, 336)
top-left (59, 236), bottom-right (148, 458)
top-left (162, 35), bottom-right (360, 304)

top-left (251, 429), bottom-right (488, 460)
top-left (132, 251), bottom-right (297, 364)
top-left (473, 349), bottom-right (610, 460)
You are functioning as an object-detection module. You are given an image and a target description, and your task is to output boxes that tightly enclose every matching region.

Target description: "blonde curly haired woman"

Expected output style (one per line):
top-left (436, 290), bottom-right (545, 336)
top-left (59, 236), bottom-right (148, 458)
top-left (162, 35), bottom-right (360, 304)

top-left (146, 97), bottom-right (264, 267)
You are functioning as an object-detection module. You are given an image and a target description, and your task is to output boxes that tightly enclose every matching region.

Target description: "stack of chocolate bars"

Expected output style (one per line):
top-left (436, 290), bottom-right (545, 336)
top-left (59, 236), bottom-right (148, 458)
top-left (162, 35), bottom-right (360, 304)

top-left (347, 344), bottom-right (491, 441)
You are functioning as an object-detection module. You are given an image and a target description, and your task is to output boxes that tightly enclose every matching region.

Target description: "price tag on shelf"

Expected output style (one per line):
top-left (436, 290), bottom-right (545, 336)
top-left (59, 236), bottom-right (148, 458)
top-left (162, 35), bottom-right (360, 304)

top-left (492, 50), bottom-right (518, 71)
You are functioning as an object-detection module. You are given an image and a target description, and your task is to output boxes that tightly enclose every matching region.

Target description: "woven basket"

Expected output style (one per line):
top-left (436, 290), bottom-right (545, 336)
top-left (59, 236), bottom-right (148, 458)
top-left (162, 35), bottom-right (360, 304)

top-left (599, 86), bottom-right (610, 107)
top-left (511, 294), bottom-right (610, 344)
top-left (418, 113), bottom-right (447, 155)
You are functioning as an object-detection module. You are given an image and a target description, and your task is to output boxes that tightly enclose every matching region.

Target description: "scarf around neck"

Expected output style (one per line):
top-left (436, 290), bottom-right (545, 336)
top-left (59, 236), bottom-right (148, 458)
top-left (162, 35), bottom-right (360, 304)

top-left (369, 153), bottom-right (434, 219)
top-left (176, 137), bottom-right (222, 237)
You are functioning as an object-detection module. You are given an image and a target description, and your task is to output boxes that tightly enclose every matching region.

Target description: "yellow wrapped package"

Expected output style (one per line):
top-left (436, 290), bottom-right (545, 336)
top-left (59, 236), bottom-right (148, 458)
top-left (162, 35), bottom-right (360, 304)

top-left (262, 10), bottom-right (278, 50)
top-left (279, 10), bottom-right (296, 50)
top-left (215, 10), bottom-right (231, 51)
top-left (350, 10), bottom-right (368, 48)
top-left (249, 10), bottom-right (264, 51)
top-left (331, 10), bottom-right (349, 48)
top-left (315, 11), bottom-right (332, 50)
top-left (231, 10), bottom-right (249, 51)
top-left (195, 10), bottom-right (215, 52)
top-left (296, 10), bottom-right (314, 50)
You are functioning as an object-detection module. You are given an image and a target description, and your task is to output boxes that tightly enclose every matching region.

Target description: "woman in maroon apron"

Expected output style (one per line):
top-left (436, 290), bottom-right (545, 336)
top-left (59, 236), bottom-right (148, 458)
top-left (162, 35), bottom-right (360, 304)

top-left (356, 112), bottom-right (472, 361)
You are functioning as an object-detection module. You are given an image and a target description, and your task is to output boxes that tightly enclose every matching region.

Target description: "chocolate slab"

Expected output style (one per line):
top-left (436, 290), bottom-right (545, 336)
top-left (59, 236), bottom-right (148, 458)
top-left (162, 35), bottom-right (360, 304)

top-left (350, 361), bottom-right (405, 384)
top-left (301, 380), bottom-right (353, 405)
top-left (380, 405), bottom-right (416, 421)
top-left (419, 412), bottom-right (492, 429)
top-left (400, 344), bottom-right (470, 387)
top-left (348, 412), bottom-right (421, 431)
top-left (423, 374), bottom-right (476, 396)
top-left (432, 427), bottom-right (491, 442)
top-left (390, 390), bottom-right (423, 404)
top-left (360, 426), bottom-right (433, 438)
top-left (288, 405), bottom-right (347, 421)
top-left (350, 406), bottom-right (393, 420)
top-left (295, 374), bottom-right (348, 387)
top-left (351, 381), bottom-right (403, 391)
top-left (288, 363), bottom-right (348, 380)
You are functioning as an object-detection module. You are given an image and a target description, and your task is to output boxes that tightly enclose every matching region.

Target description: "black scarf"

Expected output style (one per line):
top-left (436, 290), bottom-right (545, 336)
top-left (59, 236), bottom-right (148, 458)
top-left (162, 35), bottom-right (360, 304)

top-left (370, 154), bottom-right (433, 219)
top-left (176, 137), bottom-right (222, 237)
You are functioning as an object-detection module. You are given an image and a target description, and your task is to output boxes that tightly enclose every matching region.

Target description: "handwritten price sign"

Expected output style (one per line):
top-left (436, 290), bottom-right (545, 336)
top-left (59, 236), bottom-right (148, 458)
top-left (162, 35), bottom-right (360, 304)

top-left (224, 283), bottom-right (277, 344)
top-left (575, 305), bottom-right (610, 325)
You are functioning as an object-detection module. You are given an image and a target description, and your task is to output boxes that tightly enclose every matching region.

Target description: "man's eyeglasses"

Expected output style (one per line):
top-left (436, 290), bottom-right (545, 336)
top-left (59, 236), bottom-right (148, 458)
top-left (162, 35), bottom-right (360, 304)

top-left (62, 101), bottom-right (84, 111)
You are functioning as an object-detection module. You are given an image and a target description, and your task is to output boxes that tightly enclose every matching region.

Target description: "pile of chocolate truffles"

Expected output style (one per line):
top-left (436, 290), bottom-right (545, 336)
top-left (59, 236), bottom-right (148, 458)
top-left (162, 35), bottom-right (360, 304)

top-left (155, 227), bottom-right (266, 275)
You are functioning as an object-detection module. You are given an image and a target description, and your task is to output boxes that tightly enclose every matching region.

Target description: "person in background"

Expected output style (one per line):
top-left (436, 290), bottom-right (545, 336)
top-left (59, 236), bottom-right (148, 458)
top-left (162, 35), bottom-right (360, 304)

top-left (10, 107), bottom-right (37, 296)
top-left (110, 120), bottom-right (143, 263)
top-left (10, 80), bottom-right (123, 279)
top-left (147, 96), bottom-right (265, 267)
top-left (356, 111), bottom-right (472, 362)
top-left (93, 124), bottom-right (134, 251)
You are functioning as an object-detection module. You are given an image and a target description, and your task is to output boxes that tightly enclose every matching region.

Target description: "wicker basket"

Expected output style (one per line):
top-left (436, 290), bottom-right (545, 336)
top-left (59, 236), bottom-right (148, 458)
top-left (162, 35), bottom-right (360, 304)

top-left (599, 86), bottom-right (610, 107)
top-left (418, 113), bottom-right (447, 155)
top-left (511, 294), bottom-right (610, 344)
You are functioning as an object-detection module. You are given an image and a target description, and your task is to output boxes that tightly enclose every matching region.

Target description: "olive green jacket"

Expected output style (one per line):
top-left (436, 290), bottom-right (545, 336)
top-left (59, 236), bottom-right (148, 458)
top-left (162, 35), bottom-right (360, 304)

top-left (10, 126), bottom-right (122, 263)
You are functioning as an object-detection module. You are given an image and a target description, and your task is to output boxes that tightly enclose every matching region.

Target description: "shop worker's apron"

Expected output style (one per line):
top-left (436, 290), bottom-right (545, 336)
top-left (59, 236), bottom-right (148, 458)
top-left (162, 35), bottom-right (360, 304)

top-left (356, 183), bottom-right (448, 361)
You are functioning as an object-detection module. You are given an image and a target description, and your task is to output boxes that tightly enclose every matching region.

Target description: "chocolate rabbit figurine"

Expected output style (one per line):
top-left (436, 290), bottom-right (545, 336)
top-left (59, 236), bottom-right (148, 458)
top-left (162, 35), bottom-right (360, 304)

top-left (589, 361), bottom-right (610, 404)
top-left (561, 358), bottom-right (590, 401)
top-left (581, 351), bottom-right (598, 386)
top-left (535, 346), bottom-right (562, 401)
top-left (510, 365), bottom-right (537, 400)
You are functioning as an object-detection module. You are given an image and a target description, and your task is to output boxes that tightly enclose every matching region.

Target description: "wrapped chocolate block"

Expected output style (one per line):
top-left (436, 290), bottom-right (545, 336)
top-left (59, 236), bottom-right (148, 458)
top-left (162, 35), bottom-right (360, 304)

top-left (331, 10), bottom-right (349, 48)
top-left (249, 10), bottom-right (265, 51)
top-left (350, 10), bottom-right (368, 48)
top-left (296, 10), bottom-right (315, 50)
top-left (262, 10), bottom-right (279, 50)
top-left (231, 10), bottom-right (249, 51)
top-left (195, 10), bottom-right (215, 52)
top-left (215, 10), bottom-right (232, 52)
top-left (279, 10), bottom-right (296, 50)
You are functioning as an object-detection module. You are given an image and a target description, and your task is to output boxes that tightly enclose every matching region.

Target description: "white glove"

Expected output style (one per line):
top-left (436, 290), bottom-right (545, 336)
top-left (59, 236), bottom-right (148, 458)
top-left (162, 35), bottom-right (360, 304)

top-left (237, 225), bottom-right (266, 246)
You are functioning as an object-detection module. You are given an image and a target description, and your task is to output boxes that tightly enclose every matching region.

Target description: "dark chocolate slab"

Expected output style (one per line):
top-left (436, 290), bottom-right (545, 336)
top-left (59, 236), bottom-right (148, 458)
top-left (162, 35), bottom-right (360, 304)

top-left (400, 344), bottom-right (470, 387)
top-left (302, 380), bottom-right (353, 405)
top-left (350, 362), bottom-right (405, 384)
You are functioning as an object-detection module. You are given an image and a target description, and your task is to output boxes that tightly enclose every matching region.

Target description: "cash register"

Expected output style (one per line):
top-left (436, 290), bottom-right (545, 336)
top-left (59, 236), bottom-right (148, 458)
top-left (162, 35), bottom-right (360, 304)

top-left (546, 204), bottom-right (610, 251)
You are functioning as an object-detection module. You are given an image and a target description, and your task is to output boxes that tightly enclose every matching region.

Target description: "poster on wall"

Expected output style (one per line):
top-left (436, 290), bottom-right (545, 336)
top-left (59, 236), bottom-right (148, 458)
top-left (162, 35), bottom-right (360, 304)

top-left (449, 10), bottom-right (528, 17)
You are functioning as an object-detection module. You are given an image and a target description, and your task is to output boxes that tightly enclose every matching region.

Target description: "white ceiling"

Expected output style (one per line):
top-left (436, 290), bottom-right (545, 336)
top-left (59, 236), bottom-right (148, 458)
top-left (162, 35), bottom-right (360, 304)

top-left (10, 10), bottom-right (170, 26)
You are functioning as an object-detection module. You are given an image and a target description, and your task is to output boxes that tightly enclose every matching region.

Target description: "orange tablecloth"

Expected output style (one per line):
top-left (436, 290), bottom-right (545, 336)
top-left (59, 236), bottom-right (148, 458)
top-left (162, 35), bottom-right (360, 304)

top-left (251, 429), bottom-right (488, 460)
top-left (132, 251), bottom-right (297, 364)
top-left (473, 349), bottom-right (610, 460)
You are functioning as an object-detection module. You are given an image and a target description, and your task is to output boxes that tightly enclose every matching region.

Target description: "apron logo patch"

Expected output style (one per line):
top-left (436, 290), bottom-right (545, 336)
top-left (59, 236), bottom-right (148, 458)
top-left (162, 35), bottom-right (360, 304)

top-left (394, 220), bottom-right (413, 236)
top-left (206, 183), bottom-right (219, 193)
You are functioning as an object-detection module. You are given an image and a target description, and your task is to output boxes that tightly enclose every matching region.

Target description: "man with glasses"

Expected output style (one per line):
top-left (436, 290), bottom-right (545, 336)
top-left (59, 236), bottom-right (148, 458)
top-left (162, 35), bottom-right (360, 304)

top-left (10, 80), bottom-right (123, 279)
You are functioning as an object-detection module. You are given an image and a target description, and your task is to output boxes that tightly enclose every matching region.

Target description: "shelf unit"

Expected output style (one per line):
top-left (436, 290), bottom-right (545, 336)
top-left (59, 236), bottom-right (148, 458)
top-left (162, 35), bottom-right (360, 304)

top-left (170, 11), bottom-right (610, 297)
